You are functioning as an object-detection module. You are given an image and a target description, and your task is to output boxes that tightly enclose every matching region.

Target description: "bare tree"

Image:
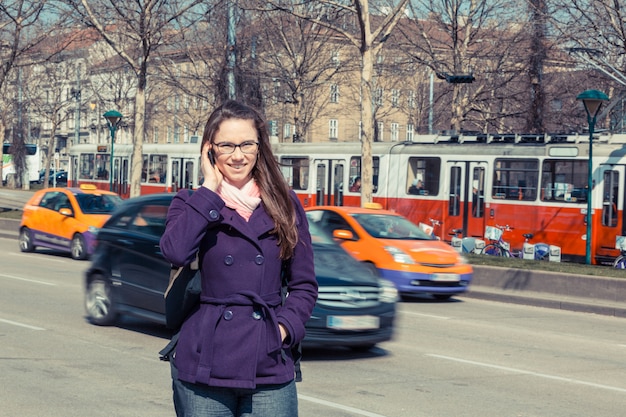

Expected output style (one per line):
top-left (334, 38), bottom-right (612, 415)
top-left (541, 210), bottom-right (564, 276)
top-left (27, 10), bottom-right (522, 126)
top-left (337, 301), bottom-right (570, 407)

top-left (398, 0), bottom-right (530, 134)
top-left (64, 0), bottom-right (207, 197)
top-left (549, 0), bottom-right (626, 132)
top-left (257, 0), bottom-right (409, 204)
top-left (21, 61), bottom-right (75, 187)
top-left (0, 0), bottom-right (65, 188)
top-left (251, 9), bottom-right (357, 143)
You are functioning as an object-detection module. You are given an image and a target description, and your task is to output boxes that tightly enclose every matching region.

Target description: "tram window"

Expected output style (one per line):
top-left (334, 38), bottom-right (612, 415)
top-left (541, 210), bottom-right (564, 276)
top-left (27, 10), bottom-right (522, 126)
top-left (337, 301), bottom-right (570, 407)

top-left (79, 154), bottom-right (95, 180)
top-left (280, 157), bottom-right (309, 190)
top-left (407, 157), bottom-right (440, 196)
top-left (602, 170), bottom-right (618, 227)
top-left (148, 154), bottom-right (167, 183)
top-left (349, 156), bottom-right (380, 193)
top-left (540, 159), bottom-right (587, 203)
top-left (472, 167), bottom-right (485, 218)
top-left (95, 154), bottom-right (109, 180)
top-left (492, 158), bottom-right (538, 201)
top-left (448, 166), bottom-right (461, 216)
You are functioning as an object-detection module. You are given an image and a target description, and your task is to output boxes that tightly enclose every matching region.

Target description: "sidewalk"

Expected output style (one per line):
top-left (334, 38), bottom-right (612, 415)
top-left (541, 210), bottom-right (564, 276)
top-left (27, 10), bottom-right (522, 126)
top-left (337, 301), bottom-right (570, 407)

top-left (1, 215), bottom-right (624, 317)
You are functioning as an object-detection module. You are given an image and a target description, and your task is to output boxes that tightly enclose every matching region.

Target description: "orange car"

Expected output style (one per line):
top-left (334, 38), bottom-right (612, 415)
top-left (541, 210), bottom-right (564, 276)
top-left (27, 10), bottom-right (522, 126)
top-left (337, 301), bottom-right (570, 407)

top-left (305, 204), bottom-right (473, 299)
top-left (19, 185), bottom-right (123, 260)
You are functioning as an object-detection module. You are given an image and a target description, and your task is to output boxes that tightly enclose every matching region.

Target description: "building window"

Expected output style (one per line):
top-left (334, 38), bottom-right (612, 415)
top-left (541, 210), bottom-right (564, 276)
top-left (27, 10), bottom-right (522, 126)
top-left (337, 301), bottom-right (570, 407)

top-left (390, 123), bottom-right (399, 142)
top-left (391, 89), bottom-right (399, 108)
top-left (153, 127), bottom-right (159, 143)
top-left (330, 84), bottom-right (339, 103)
top-left (329, 119), bottom-right (338, 140)
top-left (406, 124), bottom-right (414, 141)
top-left (331, 50), bottom-right (340, 66)
top-left (167, 126), bottom-right (172, 143)
top-left (283, 123), bottom-right (293, 140)
top-left (375, 88), bottom-right (383, 106)
top-left (174, 126), bottom-right (180, 143)
top-left (408, 90), bottom-right (416, 109)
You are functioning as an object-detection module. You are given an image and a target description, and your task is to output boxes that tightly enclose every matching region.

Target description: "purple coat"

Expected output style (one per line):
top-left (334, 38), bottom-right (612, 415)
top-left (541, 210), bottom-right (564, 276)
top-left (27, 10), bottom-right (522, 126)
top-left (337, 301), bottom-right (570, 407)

top-left (159, 187), bottom-right (318, 389)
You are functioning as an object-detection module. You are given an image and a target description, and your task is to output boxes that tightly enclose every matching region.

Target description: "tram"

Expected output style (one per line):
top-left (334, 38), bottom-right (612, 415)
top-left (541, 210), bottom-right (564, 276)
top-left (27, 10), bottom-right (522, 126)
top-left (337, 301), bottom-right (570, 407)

top-left (69, 133), bottom-right (626, 264)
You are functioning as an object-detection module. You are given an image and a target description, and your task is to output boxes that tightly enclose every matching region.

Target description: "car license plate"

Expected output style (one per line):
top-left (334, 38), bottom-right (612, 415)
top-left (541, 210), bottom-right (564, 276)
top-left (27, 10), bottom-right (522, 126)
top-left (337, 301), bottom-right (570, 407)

top-left (327, 315), bottom-right (380, 330)
top-left (431, 273), bottom-right (460, 282)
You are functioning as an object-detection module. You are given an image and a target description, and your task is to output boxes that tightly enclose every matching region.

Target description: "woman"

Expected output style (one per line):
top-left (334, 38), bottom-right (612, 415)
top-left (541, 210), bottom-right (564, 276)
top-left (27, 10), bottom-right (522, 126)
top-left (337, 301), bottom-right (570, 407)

top-left (160, 100), bottom-right (318, 416)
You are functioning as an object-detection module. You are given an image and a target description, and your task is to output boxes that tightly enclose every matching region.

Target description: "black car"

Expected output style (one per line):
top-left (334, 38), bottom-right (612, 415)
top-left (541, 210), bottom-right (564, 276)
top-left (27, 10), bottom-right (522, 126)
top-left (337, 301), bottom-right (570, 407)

top-left (84, 193), bottom-right (397, 349)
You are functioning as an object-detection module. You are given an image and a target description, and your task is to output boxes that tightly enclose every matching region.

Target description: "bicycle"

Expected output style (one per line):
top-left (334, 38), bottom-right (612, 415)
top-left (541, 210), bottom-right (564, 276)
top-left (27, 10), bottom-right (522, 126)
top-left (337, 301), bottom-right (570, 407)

top-left (613, 236), bottom-right (626, 269)
top-left (449, 228), bottom-right (485, 254)
top-left (521, 233), bottom-right (550, 261)
top-left (419, 218), bottom-right (442, 240)
top-left (481, 224), bottom-right (514, 257)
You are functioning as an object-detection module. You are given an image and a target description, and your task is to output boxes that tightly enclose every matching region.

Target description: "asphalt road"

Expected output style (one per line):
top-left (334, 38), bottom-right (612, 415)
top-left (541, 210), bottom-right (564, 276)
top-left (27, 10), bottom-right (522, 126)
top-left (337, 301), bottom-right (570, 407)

top-left (1, 235), bottom-right (626, 416)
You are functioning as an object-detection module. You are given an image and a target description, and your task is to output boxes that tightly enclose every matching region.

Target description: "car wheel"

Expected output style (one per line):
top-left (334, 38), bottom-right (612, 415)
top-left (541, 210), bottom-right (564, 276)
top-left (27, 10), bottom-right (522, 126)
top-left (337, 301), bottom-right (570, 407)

top-left (19, 227), bottom-right (35, 252)
top-left (71, 234), bottom-right (88, 260)
top-left (433, 294), bottom-right (452, 300)
top-left (362, 261), bottom-right (380, 277)
top-left (85, 276), bottom-right (117, 326)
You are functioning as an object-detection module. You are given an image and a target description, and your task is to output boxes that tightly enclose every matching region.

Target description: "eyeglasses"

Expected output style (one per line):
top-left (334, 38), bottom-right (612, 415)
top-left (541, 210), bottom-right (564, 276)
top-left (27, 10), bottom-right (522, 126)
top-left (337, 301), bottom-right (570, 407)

top-left (213, 141), bottom-right (259, 154)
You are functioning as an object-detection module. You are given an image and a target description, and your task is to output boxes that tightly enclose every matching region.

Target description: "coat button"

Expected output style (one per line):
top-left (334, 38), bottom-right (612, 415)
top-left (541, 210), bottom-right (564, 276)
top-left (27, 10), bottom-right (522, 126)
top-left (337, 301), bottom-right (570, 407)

top-left (254, 254), bottom-right (264, 265)
top-left (224, 255), bottom-right (234, 265)
top-left (252, 311), bottom-right (262, 320)
top-left (224, 310), bottom-right (233, 320)
top-left (208, 210), bottom-right (219, 220)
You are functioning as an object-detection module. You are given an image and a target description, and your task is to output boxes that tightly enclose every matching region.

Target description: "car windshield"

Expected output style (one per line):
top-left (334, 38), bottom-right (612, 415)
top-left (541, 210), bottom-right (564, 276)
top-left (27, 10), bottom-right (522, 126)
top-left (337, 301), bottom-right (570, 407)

top-left (75, 193), bottom-right (123, 214)
top-left (352, 213), bottom-right (433, 240)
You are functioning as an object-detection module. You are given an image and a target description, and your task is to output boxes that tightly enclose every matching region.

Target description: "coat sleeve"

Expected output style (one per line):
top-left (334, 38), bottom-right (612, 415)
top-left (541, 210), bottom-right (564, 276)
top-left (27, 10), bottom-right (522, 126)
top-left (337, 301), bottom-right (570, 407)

top-left (160, 187), bottom-right (225, 267)
top-left (277, 192), bottom-right (318, 347)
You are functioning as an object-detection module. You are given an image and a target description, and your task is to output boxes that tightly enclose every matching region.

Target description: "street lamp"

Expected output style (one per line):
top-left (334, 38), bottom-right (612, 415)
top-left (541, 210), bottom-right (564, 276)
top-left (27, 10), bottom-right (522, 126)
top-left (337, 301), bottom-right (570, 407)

top-left (103, 110), bottom-right (123, 191)
top-left (576, 89), bottom-right (609, 264)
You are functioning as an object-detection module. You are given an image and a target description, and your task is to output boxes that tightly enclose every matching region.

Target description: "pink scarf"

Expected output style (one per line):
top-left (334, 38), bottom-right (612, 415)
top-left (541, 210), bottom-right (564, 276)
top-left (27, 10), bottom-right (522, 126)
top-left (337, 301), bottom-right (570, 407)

top-left (217, 178), bottom-right (261, 221)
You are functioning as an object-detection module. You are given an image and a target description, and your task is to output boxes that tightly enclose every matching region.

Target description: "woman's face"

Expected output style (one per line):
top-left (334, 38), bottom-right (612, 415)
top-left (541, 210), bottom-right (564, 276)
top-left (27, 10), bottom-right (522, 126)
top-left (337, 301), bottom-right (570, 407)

top-left (212, 118), bottom-right (259, 189)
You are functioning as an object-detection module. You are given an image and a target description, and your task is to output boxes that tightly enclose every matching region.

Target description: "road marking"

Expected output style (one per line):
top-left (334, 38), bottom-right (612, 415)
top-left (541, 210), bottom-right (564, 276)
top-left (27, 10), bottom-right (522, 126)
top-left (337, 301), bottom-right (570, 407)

top-left (428, 353), bottom-right (626, 393)
top-left (400, 310), bottom-right (450, 320)
top-left (0, 318), bottom-right (45, 330)
top-left (298, 394), bottom-right (390, 417)
top-left (0, 273), bottom-right (56, 286)
top-left (10, 252), bottom-right (68, 263)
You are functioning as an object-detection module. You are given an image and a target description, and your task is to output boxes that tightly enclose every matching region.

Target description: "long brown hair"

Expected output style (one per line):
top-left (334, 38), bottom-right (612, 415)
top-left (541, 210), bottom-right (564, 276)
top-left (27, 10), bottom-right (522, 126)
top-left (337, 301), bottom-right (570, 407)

top-left (201, 100), bottom-right (298, 259)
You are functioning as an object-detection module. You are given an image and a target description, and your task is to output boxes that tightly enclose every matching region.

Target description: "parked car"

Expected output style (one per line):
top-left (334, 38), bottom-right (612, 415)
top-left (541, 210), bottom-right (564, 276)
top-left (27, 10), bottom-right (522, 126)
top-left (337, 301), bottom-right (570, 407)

top-left (19, 184), bottom-right (123, 259)
top-left (38, 169), bottom-right (65, 185)
top-left (305, 204), bottom-right (473, 299)
top-left (84, 193), bottom-right (397, 349)
top-left (47, 171), bottom-right (68, 187)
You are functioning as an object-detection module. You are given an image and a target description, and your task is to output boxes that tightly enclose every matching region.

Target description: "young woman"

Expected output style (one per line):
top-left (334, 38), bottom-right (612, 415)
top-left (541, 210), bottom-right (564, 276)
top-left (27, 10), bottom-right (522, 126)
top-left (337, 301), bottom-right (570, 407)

top-left (160, 100), bottom-right (318, 416)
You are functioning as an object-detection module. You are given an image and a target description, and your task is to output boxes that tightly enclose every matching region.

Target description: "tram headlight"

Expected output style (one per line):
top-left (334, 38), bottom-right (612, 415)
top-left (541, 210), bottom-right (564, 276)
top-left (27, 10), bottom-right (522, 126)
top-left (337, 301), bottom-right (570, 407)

top-left (384, 246), bottom-right (415, 264)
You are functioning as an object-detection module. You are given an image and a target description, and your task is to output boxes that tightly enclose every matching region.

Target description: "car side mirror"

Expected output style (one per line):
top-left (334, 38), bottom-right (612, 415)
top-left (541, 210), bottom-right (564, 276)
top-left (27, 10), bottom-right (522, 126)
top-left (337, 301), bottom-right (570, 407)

top-left (59, 207), bottom-right (73, 217)
top-left (332, 229), bottom-right (355, 241)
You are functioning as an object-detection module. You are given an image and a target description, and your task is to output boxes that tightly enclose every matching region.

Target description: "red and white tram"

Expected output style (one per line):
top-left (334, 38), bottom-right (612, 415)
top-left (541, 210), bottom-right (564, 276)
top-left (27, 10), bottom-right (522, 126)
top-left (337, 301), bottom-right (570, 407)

top-left (69, 133), bottom-right (626, 264)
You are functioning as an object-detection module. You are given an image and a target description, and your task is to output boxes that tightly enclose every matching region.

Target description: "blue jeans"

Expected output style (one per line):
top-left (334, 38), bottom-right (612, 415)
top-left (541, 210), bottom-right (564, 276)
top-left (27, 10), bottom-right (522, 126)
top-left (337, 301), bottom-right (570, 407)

top-left (171, 363), bottom-right (298, 417)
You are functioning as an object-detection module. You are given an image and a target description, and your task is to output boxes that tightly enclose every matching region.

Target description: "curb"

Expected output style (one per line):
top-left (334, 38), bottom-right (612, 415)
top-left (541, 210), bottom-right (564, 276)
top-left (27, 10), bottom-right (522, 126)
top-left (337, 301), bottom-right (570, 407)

top-left (462, 265), bottom-right (626, 317)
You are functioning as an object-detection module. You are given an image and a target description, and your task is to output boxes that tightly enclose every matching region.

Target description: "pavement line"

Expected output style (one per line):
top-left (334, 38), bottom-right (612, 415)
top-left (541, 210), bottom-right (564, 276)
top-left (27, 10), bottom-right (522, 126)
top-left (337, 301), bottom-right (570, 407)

top-left (428, 353), bottom-right (626, 394)
top-left (298, 394), bottom-right (390, 417)
top-left (0, 318), bottom-right (45, 330)
top-left (400, 310), bottom-right (450, 320)
top-left (0, 273), bottom-right (56, 286)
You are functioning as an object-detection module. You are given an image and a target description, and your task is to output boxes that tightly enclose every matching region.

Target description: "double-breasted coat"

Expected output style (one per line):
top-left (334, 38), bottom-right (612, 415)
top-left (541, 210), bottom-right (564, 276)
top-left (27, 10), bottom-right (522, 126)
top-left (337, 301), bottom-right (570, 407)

top-left (159, 187), bottom-right (318, 389)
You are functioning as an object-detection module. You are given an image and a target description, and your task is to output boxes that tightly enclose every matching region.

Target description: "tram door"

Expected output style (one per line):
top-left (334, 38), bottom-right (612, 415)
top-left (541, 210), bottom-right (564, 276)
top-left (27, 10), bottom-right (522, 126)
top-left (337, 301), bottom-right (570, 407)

top-left (120, 158), bottom-right (129, 195)
top-left (446, 161), bottom-right (487, 239)
top-left (596, 165), bottom-right (624, 258)
top-left (315, 160), bottom-right (345, 206)
top-left (171, 158), bottom-right (197, 191)
top-left (111, 155), bottom-right (128, 195)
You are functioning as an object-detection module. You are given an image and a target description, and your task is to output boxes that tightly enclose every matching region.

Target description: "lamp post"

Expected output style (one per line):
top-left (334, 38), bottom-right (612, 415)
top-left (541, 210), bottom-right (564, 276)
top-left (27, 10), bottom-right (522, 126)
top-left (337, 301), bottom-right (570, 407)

top-left (576, 89), bottom-right (609, 264)
top-left (103, 110), bottom-right (123, 191)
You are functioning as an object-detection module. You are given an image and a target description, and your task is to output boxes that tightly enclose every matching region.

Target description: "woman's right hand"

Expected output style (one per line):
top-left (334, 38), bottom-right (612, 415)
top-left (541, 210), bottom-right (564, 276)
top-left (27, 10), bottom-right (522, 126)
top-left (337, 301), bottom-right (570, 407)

top-left (201, 142), bottom-right (223, 191)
